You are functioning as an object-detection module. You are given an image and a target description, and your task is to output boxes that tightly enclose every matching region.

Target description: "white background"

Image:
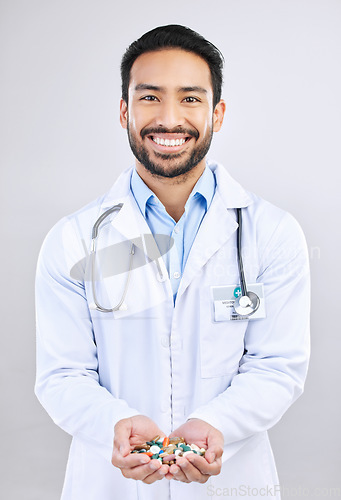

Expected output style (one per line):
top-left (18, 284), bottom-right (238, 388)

top-left (1, 0), bottom-right (340, 498)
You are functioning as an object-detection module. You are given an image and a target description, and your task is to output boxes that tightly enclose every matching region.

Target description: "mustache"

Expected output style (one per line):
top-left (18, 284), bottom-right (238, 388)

top-left (141, 126), bottom-right (199, 140)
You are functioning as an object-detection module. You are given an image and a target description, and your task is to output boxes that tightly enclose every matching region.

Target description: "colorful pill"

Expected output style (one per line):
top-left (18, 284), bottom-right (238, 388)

top-left (149, 445), bottom-right (161, 454)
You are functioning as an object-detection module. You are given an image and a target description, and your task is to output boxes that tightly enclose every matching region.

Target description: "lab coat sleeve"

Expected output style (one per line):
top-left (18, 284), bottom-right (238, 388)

top-left (34, 217), bottom-right (141, 462)
top-left (187, 212), bottom-right (310, 449)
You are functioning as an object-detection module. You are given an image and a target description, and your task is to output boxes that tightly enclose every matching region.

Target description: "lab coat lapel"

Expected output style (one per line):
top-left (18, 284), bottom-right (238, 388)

top-left (176, 163), bottom-right (253, 301)
top-left (176, 192), bottom-right (237, 300)
top-left (96, 168), bottom-right (172, 312)
top-left (100, 168), bottom-right (168, 282)
top-left (109, 194), bottom-right (147, 243)
top-left (101, 167), bottom-right (152, 252)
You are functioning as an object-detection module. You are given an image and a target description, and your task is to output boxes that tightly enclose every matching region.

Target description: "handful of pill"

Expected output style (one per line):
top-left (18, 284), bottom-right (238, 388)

top-left (130, 436), bottom-right (206, 465)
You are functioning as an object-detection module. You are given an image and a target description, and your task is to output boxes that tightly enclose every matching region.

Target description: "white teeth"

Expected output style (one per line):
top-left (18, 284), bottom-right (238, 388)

top-left (152, 137), bottom-right (187, 147)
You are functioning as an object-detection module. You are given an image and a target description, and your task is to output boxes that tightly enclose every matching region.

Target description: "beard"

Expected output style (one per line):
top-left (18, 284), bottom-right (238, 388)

top-left (127, 123), bottom-right (213, 179)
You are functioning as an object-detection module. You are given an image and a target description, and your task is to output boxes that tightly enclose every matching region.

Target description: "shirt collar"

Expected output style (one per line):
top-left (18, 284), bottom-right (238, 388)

top-left (185, 164), bottom-right (216, 211)
top-left (130, 164), bottom-right (216, 217)
top-left (130, 168), bottom-right (157, 217)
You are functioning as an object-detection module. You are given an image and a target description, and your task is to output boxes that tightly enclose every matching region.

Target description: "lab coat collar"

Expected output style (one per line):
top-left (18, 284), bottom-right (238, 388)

top-left (99, 167), bottom-right (151, 257)
top-left (100, 166), bottom-right (152, 241)
top-left (101, 161), bottom-right (253, 210)
top-left (208, 161), bottom-right (253, 209)
top-left (98, 162), bottom-right (254, 302)
top-left (101, 166), bottom-right (134, 208)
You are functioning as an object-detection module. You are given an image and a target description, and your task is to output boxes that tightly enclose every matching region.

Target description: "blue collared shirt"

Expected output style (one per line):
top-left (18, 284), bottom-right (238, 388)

top-left (130, 165), bottom-right (216, 302)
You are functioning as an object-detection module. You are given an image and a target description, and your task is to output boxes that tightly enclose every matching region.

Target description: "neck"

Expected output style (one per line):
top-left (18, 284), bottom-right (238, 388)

top-left (135, 160), bottom-right (206, 222)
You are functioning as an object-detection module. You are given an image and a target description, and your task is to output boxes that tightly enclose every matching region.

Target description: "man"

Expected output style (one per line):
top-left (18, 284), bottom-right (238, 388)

top-left (35, 25), bottom-right (310, 500)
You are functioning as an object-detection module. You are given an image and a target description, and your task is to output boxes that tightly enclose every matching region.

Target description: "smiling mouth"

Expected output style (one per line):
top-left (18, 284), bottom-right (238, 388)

top-left (147, 133), bottom-right (192, 151)
top-left (152, 136), bottom-right (188, 146)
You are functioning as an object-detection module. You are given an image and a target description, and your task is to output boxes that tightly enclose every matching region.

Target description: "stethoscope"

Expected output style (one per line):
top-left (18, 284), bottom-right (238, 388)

top-left (233, 208), bottom-right (260, 316)
top-left (89, 205), bottom-right (260, 317)
top-left (90, 203), bottom-right (134, 312)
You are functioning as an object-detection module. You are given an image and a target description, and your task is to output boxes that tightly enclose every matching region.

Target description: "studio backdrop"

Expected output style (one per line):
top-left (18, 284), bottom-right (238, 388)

top-left (1, 0), bottom-right (340, 499)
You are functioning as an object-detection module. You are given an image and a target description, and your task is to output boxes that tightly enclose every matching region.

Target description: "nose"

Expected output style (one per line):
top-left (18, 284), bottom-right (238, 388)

top-left (156, 99), bottom-right (185, 129)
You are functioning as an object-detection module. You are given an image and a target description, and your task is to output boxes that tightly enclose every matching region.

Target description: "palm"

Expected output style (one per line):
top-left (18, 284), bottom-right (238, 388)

top-left (129, 416), bottom-right (164, 448)
top-left (170, 419), bottom-right (223, 452)
top-left (170, 423), bottom-right (207, 448)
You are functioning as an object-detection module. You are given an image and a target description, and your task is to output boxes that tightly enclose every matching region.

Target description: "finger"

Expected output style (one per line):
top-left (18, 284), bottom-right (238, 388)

top-left (112, 448), bottom-right (150, 469)
top-left (175, 457), bottom-right (210, 483)
top-left (113, 419), bottom-right (132, 457)
top-left (205, 432), bottom-right (224, 464)
top-left (168, 464), bottom-right (190, 483)
top-left (142, 464), bottom-right (170, 484)
top-left (186, 453), bottom-right (222, 476)
top-left (121, 459), bottom-right (164, 482)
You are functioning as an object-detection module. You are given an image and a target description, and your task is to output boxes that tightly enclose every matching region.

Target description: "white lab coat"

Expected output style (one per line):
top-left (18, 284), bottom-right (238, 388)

top-left (35, 162), bottom-right (310, 500)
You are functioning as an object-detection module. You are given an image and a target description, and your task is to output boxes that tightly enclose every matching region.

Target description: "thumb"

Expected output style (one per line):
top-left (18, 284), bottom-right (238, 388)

top-left (114, 418), bottom-right (132, 457)
top-left (205, 432), bottom-right (224, 464)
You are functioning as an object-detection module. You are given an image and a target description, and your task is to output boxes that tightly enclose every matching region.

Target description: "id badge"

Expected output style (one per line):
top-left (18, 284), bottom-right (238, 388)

top-left (212, 283), bottom-right (266, 321)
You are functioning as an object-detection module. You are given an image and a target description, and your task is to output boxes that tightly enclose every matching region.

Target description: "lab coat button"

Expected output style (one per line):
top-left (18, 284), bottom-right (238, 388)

top-left (173, 271), bottom-right (181, 279)
top-left (161, 336), bottom-right (170, 347)
top-left (174, 226), bottom-right (179, 234)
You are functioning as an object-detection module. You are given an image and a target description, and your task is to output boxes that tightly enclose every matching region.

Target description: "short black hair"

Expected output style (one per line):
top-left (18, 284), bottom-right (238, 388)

top-left (120, 24), bottom-right (224, 107)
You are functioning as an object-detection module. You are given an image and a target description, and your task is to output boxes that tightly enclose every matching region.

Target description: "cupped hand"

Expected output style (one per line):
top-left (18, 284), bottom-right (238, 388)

top-left (166, 418), bottom-right (224, 483)
top-left (111, 415), bottom-right (169, 484)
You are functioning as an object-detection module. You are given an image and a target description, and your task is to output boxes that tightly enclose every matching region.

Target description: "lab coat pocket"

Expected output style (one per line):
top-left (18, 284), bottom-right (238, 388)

top-left (199, 285), bottom-right (248, 378)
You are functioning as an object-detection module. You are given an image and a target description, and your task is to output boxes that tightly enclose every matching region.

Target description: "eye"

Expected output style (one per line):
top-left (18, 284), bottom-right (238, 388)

top-left (140, 95), bottom-right (158, 101)
top-left (183, 96), bottom-right (200, 103)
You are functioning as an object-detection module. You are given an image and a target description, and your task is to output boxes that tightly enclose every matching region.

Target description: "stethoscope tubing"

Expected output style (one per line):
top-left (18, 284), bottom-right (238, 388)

top-left (89, 204), bottom-right (260, 316)
top-left (236, 208), bottom-right (247, 297)
top-left (90, 204), bottom-right (135, 313)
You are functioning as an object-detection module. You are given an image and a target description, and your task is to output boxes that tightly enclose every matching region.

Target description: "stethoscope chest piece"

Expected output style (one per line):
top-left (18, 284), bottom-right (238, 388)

top-left (233, 291), bottom-right (260, 317)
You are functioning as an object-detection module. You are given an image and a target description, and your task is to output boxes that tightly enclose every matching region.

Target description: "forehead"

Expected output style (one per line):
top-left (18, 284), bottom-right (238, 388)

top-left (129, 48), bottom-right (213, 94)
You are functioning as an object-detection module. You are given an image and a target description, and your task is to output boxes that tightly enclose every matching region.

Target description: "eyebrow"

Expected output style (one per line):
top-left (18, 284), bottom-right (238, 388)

top-left (135, 84), bottom-right (164, 92)
top-left (134, 84), bottom-right (208, 95)
top-left (179, 86), bottom-right (208, 95)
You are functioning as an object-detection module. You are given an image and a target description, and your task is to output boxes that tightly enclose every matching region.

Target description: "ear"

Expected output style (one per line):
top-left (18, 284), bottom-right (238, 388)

top-left (212, 99), bottom-right (226, 132)
top-left (120, 98), bottom-right (128, 129)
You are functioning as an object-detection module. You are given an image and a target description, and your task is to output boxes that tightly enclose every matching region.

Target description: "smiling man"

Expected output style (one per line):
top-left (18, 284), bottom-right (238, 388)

top-left (35, 25), bottom-right (310, 500)
top-left (122, 49), bottom-right (223, 180)
top-left (120, 43), bottom-right (225, 223)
